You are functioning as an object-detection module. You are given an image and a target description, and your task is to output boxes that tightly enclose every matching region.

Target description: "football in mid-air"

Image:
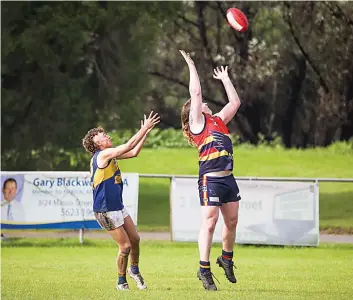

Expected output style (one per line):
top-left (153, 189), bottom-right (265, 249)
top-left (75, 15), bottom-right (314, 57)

top-left (226, 8), bottom-right (248, 32)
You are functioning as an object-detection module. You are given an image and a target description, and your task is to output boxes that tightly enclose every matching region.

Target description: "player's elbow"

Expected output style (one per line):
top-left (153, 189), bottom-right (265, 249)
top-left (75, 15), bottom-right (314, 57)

top-left (231, 99), bottom-right (241, 109)
top-left (130, 150), bottom-right (138, 158)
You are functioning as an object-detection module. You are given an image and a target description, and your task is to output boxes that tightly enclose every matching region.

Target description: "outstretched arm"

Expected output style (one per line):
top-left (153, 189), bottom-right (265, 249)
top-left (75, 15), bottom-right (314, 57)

top-left (179, 50), bottom-right (204, 132)
top-left (97, 112), bottom-right (160, 167)
top-left (213, 66), bottom-right (241, 124)
top-left (118, 121), bottom-right (155, 160)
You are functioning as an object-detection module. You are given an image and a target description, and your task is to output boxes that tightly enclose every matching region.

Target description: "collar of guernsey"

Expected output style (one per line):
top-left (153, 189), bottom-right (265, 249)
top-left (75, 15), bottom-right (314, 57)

top-left (190, 114), bottom-right (234, 176)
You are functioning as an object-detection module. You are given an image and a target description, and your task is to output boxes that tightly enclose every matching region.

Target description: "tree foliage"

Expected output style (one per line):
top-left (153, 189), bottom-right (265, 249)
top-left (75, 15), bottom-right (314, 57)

top-left (1, 1), bottom-right (180, 170)
top-left (146, 1), bottom-right (353, 147)
top-left (1, 1), bottom-right (352, 171)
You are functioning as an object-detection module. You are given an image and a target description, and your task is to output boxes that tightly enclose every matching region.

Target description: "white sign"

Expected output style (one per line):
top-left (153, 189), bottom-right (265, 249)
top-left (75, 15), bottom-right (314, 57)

top-left (1, 172), bottom-right (139, 228)
top-left (171, 177), bottom-right (319, 246)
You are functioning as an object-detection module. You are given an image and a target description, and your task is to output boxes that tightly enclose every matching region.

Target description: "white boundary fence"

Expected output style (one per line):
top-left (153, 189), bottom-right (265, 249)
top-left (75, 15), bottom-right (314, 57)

top-left (1, 171), bottom-right (352, 245)
top-left (140, 174), bottom-right (353, 182)
top-left (140, 174), bottom-right (352, 247)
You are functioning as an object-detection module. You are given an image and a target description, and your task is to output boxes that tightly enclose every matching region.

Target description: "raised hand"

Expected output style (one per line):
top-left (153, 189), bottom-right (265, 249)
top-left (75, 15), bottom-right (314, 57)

top-left (140, 120), bottom-right (154, 134)
top-left (179, 50), bottom-right (194, 66)
top-left (142, 111), bottom-right (160, 131)
top-left (213, 66), bottom-right (229, 81)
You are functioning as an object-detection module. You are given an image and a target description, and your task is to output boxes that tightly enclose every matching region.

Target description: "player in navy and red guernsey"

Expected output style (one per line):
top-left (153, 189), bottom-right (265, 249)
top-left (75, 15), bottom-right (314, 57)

top-left (180, 50), bottom-right (242, 291)
top-left (82, 112), bottom-right (160, 291)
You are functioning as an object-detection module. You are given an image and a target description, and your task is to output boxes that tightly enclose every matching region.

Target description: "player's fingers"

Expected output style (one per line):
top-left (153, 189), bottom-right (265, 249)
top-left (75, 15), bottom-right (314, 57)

top-left (153, 115), bottom-right (161, 122)
top-left (153, 116), bottom-right (161, 123)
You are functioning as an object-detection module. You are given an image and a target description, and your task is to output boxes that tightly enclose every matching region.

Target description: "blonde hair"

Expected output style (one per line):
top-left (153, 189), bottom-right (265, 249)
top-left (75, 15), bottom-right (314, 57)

top-left (181, 99), bottom-right (197, 147)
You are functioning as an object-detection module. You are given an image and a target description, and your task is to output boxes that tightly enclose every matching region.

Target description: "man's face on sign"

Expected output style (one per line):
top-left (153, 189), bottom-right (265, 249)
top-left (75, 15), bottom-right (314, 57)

top-left (2, 181), bottom-right (17, 202)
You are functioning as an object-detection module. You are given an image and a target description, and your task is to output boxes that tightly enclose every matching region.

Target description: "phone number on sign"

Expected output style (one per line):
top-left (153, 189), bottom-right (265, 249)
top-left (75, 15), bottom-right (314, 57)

top-left (61, 208), bottom-right (94, 217)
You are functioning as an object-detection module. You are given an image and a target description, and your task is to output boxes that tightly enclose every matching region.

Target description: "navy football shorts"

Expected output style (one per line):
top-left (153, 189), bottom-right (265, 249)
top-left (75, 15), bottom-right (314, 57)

top-left (198, 174), bottom-right (241, 206)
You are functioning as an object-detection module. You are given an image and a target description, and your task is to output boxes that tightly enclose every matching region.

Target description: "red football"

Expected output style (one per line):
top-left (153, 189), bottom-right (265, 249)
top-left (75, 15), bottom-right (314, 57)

top-left (226, 8), bottom-right (248, 32)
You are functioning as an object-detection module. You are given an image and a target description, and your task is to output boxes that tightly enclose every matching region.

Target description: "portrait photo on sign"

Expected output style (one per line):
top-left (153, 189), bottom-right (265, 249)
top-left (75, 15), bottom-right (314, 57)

top-left (1, 174), bottom-right (25, 222)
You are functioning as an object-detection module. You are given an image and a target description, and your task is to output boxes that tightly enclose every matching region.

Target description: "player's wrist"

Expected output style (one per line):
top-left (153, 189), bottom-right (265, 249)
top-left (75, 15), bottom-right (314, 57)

top-left (221, 76), bottom-right (231, 82)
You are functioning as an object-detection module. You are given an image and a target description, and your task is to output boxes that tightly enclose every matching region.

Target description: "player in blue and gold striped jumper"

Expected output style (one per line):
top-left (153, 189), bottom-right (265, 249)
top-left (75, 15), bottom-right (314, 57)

top-left (180, 50), bottom-right (242, 291)
top-left (90, 152), bottom-right (124, 214)
top-left (82, 111), bottom-right (160, 291)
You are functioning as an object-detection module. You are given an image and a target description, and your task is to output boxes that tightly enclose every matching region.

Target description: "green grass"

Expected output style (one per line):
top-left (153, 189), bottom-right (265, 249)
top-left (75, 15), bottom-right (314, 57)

top-left (2, 238), bottom-right (353, 300)
top-left (117, 148), bottom-right (353, 233)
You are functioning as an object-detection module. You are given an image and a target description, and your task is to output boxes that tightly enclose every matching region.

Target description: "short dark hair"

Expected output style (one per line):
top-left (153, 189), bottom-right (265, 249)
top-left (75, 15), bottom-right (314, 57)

top-left (3, 178), bottom-right (17, 190)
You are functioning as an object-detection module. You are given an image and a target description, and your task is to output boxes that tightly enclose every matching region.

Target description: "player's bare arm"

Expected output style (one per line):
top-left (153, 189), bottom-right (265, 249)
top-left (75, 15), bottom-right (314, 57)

top-left (119, 120), bottom-right (156, 160)
top-left (213, 66), bottom-right (241, 125)
top-left (98, 112), bottom-right (160, 166)
top-left (180, 50), bottom-right (204, 133)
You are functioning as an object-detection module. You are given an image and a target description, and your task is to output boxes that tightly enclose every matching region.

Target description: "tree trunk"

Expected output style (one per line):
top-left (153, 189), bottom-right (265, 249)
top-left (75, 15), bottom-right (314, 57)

top-left (282, 57), bottom-right (306, 147)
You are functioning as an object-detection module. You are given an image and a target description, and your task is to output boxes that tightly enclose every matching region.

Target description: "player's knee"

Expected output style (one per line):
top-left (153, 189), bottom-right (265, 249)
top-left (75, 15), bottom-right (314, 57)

top-left (120, 243), bottom-right (132, 255)
top-left (225, 217), bottom-right (238, 229)
top-left (204, 218), bottom-right (217, 233)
